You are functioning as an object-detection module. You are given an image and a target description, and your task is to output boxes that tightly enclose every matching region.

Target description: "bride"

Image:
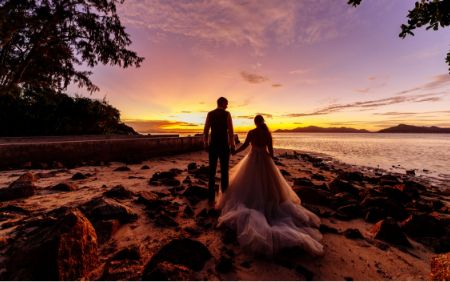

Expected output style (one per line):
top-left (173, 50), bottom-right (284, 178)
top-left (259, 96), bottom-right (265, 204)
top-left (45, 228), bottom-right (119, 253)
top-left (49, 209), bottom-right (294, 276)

top-left (217, 115), bottom-right (324, 257)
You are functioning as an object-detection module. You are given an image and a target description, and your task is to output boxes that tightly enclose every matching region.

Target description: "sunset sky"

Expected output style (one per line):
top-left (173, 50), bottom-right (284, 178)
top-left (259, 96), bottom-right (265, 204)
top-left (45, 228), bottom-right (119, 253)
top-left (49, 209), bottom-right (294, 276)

top-left (75, 0), bottom-right (450, 132)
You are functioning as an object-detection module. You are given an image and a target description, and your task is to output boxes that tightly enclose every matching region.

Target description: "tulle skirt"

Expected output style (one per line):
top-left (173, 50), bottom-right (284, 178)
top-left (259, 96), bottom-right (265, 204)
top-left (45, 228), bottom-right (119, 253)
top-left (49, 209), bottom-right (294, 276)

top-left (217, 147), bottom-right (324, 257)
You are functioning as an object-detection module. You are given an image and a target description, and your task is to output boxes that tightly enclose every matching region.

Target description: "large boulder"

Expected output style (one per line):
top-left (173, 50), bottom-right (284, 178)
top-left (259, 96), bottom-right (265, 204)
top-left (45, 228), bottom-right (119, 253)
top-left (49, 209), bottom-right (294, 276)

top-left (143, 238), bottom-right (212, 275)
top-left (4, 208), bottom-right (98, 280)
top-left (78, 197), bottom-right (137, 243)
top-left (0, 173), bottom-right (36, 201)
top-left (371, 217), bottom-right (412, 247)
top-left (401, 214), bottom-right (445, 238)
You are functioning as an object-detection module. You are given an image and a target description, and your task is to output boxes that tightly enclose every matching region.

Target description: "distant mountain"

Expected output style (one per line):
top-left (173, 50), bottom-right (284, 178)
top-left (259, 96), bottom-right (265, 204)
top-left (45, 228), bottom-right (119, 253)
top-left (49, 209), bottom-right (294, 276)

top-left (378, 124), bottom-right (450, 133)
top-left (275, 126), bottom-right (370, 133)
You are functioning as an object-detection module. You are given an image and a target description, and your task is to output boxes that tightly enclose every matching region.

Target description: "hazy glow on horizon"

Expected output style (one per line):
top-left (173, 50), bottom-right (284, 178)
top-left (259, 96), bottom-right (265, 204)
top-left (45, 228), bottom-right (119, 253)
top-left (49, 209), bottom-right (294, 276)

top-left (75, 0), bottom-right (450, 132)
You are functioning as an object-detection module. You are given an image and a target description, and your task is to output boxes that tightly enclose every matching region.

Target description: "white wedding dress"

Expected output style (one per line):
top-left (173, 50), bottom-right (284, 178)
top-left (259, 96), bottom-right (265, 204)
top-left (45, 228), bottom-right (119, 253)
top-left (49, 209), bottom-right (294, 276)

top-left (217, 145), bottom-right (324, 257)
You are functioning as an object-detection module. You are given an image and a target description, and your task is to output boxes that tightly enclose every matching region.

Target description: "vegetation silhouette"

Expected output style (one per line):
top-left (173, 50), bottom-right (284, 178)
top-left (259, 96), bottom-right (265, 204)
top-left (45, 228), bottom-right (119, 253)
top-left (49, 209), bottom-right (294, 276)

top-left (0, 0), bottom-right (143, 136)
top-left (349, 0), bottom-right (450, 72)
top-left (0, 88), bottom-right (136, 136)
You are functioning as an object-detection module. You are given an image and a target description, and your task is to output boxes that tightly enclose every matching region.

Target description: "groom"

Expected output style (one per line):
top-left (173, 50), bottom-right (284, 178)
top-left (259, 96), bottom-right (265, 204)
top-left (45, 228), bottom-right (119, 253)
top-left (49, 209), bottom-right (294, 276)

top-left (203, 97), bottom-right (235, 203)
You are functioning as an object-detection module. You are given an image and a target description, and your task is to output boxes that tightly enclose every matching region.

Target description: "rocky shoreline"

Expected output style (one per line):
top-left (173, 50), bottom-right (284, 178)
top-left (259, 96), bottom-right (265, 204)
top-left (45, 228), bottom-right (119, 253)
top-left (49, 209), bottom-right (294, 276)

top-left (0, 149), bottom-right (449, 280)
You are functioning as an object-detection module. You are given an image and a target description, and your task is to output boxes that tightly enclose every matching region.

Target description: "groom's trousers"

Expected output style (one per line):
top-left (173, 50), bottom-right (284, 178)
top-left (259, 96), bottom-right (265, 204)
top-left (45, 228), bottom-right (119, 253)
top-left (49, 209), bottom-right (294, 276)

top-left (208, 145), bottom-right (230, 201)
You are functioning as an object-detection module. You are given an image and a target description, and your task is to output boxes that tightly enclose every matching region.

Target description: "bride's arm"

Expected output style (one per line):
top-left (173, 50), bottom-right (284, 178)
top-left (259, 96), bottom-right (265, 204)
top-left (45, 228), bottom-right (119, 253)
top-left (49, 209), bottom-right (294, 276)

top-left (268, 132), bottom-right (274, 158)
top-left (233, 131), bottom-right (251, 155)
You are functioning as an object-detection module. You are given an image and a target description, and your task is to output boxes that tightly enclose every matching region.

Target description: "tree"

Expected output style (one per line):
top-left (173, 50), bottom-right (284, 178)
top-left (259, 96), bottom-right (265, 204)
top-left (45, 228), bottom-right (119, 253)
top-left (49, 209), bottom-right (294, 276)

top-left (0, 0), bottom-right (144, 92)
top-left (348, 0), bottom-right (450, 72)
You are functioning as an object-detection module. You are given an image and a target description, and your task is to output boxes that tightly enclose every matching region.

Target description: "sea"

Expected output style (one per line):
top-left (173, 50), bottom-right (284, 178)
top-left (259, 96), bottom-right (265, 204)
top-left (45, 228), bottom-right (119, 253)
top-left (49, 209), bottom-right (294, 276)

top-left (239, 132), bottom-right (450, 188)
top-left (148, 132), bottom-right (450, 188)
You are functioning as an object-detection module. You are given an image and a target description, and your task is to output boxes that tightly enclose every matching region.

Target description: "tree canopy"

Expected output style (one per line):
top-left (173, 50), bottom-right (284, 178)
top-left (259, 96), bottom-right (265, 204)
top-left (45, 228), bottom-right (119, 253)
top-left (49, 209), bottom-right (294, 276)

top-left (0, 0), bottom-right (144, 92)
top-left (348, 0), bottom-right (450, 72)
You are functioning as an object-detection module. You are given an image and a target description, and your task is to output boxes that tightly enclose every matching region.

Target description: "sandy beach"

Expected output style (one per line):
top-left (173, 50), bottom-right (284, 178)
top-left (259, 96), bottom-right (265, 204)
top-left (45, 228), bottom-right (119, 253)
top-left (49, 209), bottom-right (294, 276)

top-left (0, 148), bottom-right (448, 280)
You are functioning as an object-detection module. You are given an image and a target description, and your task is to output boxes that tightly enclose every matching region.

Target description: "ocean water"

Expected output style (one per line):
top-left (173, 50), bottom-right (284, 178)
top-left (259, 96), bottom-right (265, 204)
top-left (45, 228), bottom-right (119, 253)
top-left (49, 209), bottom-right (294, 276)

top-left (237, 132), bottom-right (450, 186)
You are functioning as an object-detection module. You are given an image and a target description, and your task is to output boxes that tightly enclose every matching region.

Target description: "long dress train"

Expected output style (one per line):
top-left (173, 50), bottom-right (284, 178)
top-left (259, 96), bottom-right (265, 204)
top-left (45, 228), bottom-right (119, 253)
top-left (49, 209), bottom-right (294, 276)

top-left (217, 146), bottom-right (324, 257)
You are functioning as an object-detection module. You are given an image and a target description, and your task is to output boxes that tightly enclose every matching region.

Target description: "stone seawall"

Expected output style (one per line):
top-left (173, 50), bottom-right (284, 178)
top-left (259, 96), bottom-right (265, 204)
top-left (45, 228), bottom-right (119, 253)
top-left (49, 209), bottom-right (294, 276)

top-left (0, 136), bottom-right (203, 168)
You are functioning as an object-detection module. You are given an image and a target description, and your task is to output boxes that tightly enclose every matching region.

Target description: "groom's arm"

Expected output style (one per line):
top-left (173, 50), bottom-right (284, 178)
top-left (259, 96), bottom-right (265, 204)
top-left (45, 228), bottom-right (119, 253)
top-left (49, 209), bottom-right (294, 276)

top-left (203, 113), bottom-right (211, 151)
top-left (227, 112), bottom-right (235, 151)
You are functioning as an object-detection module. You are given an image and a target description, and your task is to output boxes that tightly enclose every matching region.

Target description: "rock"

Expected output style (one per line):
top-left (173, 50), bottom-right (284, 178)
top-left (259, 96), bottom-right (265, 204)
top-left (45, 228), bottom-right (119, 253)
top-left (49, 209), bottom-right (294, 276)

top-left (144, 238), bottom-right (212, 272)
top-left (154, 213), bottom-right (179, 227)
top-left (101, 260), bottom-right (142, 281)
top-left (364, 207), bottom-right (387, 223)
top-left (312, 173), bottom-right (326, 181)
top-left (378, 186), bottom-right (412, 204)
top-left (319, 224), bottom-right (339, 234)
top-left (184, 226), bottom-right (202, 237)
top-left (183, 176), bottom-right (192, 185)
top-left (360, 196), bottom-right (407, 221)
top-left (406, 169), bottom-right (415, 176)
top-left (403, 180), bottom-right (426, 191)
top-left (149, 171), bottom-right (181, 187)
top-left (5, 208), bottom-right (98, 280)
top-left (52, 182), bottom-right (78, 192)
top-left (94, 219), bottom-right (121, 244)
top-left (293, 177), bottom-right (314, 187)
top-left (430, 253), bottom-right (450, 280)
top-left (343, 228), bottom-right (364, 239)
top-left (187, 162), bottom-right (198, 171)
top-left (142, 261), bottom-right (196, 281)
top-left (114, 166), bottom-right (131, 172)
top-left (112, 245), bottom-right (142, 261)
top-left (401, 214), bottom-right (445, 238)
top-left (337, 204), bottom-right (361, 219)
top-left (378, 174), bottom-right (401, 186)
top-left (183, 185), bottom-right (209, 203)
top-left (329, 178), bottom-right (361, 197)
top-left (329, 192), bottom-right (359, 209)
top-left (280, 169), bottom-right (291, 176)
top-left (216, 255), bottom-right (233, 273)
top-left (141, 165), bottom-right (150, 170)
top-left (294, 187), bottom-right (332, 206)
top-left (79, 197), bottom-right (138, 225)
top-left (340, 171), bottom-right (364, 182)
top-left (71, 172), bottom-right (88, 180)
top-left (136, 191), bottom-right (160, 207)
top-left (371, 217), bottom-right (412, 247)
top-left (0, 205), bottom-right (30, 215)
top-left (0, 173), bottom-right (36, 201)
top-left (103, 185), bottom-right (135, 199)
top-left (183, 205), bottom-right (195, 218)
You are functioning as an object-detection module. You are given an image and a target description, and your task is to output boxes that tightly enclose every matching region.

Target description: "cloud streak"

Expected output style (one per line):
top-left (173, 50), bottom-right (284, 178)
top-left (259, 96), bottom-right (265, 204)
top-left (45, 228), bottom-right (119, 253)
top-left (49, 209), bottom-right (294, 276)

top-left (240, 71), bottom-right (269, 84)
top-left (119, 0), bottom-right (356, 54)
top-left (285, 93), bottom-right (443, 117)
top-left (397, 74), bottom-right (450, 95)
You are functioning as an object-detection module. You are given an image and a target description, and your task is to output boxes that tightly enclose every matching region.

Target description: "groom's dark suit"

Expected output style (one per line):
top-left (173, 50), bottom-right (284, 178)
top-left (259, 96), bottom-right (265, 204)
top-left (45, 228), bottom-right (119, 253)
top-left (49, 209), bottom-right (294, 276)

top-left (204, 107), bottom-right (234, 202)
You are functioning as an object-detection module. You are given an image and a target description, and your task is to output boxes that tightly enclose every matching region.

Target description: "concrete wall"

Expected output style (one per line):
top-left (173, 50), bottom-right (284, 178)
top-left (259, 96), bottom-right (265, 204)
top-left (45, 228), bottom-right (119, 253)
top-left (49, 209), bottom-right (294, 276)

top-left (0, 136), bottom-right (203, 168)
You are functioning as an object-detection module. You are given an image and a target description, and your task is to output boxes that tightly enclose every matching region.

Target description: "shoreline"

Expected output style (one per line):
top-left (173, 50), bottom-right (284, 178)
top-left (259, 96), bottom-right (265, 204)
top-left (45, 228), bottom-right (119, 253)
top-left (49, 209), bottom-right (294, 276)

top-left (0, 149), bottom-right (449, 280)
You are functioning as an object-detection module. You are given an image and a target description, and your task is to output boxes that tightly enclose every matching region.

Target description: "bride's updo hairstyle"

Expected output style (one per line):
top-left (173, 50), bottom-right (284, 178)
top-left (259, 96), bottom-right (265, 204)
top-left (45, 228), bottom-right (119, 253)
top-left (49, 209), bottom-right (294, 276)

top-left (254, 114), bottom-right (270, 133)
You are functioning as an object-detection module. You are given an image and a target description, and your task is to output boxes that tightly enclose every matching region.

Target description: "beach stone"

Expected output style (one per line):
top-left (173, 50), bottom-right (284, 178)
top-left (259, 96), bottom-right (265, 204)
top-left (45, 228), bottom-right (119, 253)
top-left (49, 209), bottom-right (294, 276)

top-left (378, 175), bottom-right (401, 186)
top-left (293, 177), bottom-right (314, 187)
top-left (112, 245), bottom-right (142, 261)
top-left (364, 207), bottom-right (387, 223)
top-left (5, 208), bottom-right (98, 280)
top-left (52, 182), bottom-right (78, 192)
top-left (430, 252), bottom-right (450, 280)
top-left (103, 185), bottom-right (135, 199)
top-left (71, 172), bottom-right (88, 180)
top-left (312, 173), bottom-right (326, 181)
top-left (144, 238), bottom-right (212, 272)
top-left (188, 162), bottom-right (198, 171)
top-left (280, 169), bottom-right (291, 176)
top-left (142, 261), bottom-right (196, 281)
top-left (183, 176), bottom-right (192, 185)
top-left (101, 260), bottom-right (142, 281)
top-left (337, 204), bottom-right (362, 219)
top-left (149, 171), bottom-right (181, 187)
top-left (320, 224), bottom-right (339, 234)
top-left (340, 171), bottom-right (364, 182)
top-left (154, 212), bottom-right (179, 227)
top-left (294, 186), bottom-right (332, 206)
top-left (136, 191), bottom-right (161, 207)
top-left (183, 185), bottom-right (209, 202)
top-left (141, 165), bottom-right (150, 170)
top-left (183, 205), bottom-right (195, 218)
top-left (329, 192), bottom-right (359, 209)
top-left (190, 165), bottom-right (209, 180)
top-left (401, 214), bottom-right (445, 238)
top-left (371, 217), bottom-right (412, 247)
top-left (79, 197), bottom-right (138, 224)
top-left (94, 219), bottom-right (121, 244)
top-left (114, 166), bottom-right (131, 172)
top-left (329, 178), bottom-right (361, 197)
top-left (360, 196), bottom-right (407, 221)
top-left (0, 173), bottom-right (36, 201)
top-left (343, 228), bottom-right (364, 240)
